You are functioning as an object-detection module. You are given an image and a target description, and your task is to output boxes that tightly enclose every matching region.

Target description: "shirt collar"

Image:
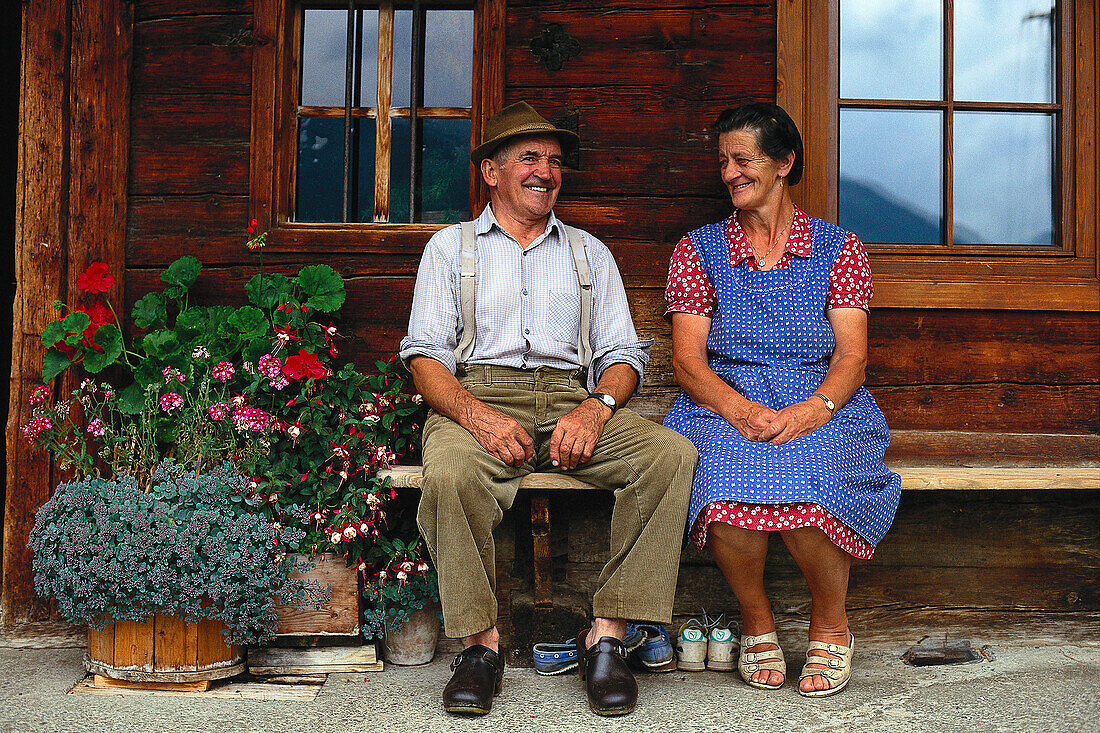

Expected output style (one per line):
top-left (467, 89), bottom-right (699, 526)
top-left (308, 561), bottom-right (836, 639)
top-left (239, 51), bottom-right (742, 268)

top-left (726, 205), bottom-right (812, 264)
top-left (475, 203), bottom-right (566, 247)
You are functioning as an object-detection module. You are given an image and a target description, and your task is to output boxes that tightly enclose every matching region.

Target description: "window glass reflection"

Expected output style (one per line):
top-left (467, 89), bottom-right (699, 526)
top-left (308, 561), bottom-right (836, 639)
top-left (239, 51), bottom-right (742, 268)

top-left (355, 9), bottom-right (380, 107)
top-left (355, 119), bottom-right (377, 222)
top-left (840, 0), bottom-right (942, 100)
top-left (389, 118), bottom-right (412, 223)
top-left (301, 10), bottom-right (348, 107)
top-left (424, 11), bottom-right (474, 107)
top-left (392, 10), bottom-right (413, 108)
top-left (297, 117), bottom-right (345, 223)
top-left (955, 0), bottom-right (1056, 103)
top-left (420, 119), bottom-right (472, 223)
top-left (839, 109), bottom-right (943, 243)
top-left (954, 112), bottom-right (1054, 245)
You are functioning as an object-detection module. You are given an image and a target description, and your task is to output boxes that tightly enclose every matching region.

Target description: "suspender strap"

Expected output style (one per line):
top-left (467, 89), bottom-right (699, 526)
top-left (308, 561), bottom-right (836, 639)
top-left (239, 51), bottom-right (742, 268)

top-left (452, 220), bottom-right (594, 368)
top-left (454, 221), bottom-right (478, 364)
top-left (564, 225), bottom-right (593, 369)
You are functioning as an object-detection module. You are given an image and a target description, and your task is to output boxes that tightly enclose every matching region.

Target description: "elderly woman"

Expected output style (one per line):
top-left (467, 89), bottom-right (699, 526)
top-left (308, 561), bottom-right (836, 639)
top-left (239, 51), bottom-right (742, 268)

top-left (663, 103), bottom-right (901, 697)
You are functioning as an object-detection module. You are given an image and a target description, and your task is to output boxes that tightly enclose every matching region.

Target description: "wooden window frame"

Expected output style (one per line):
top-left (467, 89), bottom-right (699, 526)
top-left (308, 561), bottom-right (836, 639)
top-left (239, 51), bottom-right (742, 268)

top-left (777, 0), bottom-right (1099, 310)
top-left (250, 0), bottom-right (504, 253)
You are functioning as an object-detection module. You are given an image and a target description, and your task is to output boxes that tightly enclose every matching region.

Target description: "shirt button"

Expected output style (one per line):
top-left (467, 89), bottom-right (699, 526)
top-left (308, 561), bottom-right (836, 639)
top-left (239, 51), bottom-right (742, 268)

top-left (524, 329), bottom-right (530, 335)
top-left (522, 289), bottom-right (528, 295)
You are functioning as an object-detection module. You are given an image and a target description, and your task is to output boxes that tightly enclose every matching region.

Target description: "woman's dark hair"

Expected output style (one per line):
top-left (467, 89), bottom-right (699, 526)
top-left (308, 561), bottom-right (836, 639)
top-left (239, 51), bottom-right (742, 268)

top-left (712, 103), bottom-right (804, 186)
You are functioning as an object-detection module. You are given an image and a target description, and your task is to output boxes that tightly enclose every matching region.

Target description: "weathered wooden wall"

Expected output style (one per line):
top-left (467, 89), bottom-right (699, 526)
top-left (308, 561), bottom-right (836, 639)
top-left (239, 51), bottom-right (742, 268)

top-left (5, 0), bottom-right (130, 625)
top-left (7, 0), bottom-right (1098, 624)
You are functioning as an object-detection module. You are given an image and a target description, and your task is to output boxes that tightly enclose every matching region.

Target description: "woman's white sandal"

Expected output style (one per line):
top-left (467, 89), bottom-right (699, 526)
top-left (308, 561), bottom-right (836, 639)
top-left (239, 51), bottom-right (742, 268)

top-left (737, 631), bottom-right (786, 689)
top-left (798, 633), bottom-right (854, 698)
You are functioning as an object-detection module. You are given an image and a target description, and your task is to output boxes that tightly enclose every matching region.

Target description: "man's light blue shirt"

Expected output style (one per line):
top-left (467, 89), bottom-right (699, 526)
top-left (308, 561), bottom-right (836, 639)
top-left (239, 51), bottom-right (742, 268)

top-left (399, 204), bottom-right (652, 392)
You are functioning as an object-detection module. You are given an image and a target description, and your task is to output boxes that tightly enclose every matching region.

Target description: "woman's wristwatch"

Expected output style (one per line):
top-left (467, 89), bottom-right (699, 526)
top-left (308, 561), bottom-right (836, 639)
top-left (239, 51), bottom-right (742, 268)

top-left (811, 392), bottom-right (835, 416)
top-left (586, 392), bottom-right (618, 415)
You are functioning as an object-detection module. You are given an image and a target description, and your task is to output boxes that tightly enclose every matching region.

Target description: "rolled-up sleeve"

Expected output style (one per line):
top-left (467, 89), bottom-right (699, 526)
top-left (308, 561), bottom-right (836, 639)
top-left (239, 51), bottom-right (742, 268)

top-left (399, 227), bottom-right (461, 374)
top-left (586, 234), bottom-right (653, 392)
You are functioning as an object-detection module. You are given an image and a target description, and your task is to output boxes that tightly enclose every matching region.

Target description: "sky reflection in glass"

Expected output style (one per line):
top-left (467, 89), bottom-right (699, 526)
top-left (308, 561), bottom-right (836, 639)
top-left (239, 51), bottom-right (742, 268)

top-left (954, 112), bottom-right (1054, 245)
top-left (839, 109), bottom-right (943, 243)
top-left (840, 0), bottom-right (942, 100)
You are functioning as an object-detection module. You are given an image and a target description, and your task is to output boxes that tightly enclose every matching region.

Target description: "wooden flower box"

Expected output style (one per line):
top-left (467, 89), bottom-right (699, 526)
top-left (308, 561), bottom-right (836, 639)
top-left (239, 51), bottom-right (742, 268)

top-left (273, 553), bottom-right (361, 638)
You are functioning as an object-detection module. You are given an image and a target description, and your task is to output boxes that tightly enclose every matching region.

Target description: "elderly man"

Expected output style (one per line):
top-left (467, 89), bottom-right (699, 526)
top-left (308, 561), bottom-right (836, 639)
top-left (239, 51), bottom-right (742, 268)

top-left (400, 101), bottom-right (697, 717)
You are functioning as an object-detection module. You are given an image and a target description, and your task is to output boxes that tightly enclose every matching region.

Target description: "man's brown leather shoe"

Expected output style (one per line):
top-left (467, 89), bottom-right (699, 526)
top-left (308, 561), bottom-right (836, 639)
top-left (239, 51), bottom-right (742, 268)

top-left (442, 645), bottom-right (504, 715)
top-left (576, 631), bottom-right (638, 716)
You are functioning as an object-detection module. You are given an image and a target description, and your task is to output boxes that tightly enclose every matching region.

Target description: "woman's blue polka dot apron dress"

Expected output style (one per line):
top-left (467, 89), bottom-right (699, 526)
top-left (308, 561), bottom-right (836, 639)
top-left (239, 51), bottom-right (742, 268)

top-left (663, 215), bottom-right (901, 547)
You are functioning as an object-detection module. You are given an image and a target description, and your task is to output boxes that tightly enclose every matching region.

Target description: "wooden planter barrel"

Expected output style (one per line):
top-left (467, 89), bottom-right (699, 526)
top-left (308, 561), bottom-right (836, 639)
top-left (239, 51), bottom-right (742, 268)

top-left (84, 615), bottom-right (244, 683)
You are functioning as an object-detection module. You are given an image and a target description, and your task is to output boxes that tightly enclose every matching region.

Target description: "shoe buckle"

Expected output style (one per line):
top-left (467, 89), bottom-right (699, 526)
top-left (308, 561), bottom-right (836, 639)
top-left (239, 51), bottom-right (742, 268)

top-left (450, 653), bottom-right (464, 671)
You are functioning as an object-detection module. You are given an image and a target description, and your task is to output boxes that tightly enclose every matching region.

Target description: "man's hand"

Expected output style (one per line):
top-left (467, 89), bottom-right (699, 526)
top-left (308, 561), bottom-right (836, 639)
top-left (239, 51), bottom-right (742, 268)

top-left (463, 403), bottom-right (534, 467)
top-left (549, 398), bottom-right (611, 470)
top-left (758, 399), bottom-right (831, 445)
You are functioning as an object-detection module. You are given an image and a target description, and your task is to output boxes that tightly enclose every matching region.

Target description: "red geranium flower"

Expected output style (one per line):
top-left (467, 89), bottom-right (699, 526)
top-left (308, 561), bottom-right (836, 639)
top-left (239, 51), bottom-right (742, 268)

top-left (76, 301), bottom-right (114, 352)
top-left (76, 262), bottom-right (115, 294)
top-left (282, 349), bottom-right (328, 380)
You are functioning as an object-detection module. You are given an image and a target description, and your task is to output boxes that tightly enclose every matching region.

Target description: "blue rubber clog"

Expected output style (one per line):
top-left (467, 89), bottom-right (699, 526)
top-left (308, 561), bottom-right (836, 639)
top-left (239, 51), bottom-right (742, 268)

top-left (533, 625), bottom-right (645, 675)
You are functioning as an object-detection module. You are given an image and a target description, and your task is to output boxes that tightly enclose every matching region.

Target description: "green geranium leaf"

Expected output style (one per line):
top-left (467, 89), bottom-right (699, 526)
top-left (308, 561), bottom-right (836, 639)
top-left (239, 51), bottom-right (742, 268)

top-left (134, 359), bottom-right (162, 388)
top-left (41, 348), bottom-right (73, 382)
top-left (41, 319), bottom-right (70, 348)
top-left (47, 312), bottom-right (92, 348)
top-left (294, 265), bottom-right (345, 312)
top-left (131, 292), bottom-right (167, 330)
top-left (228, 306), bottom-right (267, 338)
top-left (81, 325), bottom-right (124, 373)
top-left (142, 329), bottom-right (179, 359)
top-left (175, 307), bottom-right (208, 337)
top-left (161, 255), bottom-right (202, 292)
top-left (117, 384), bottom-right (145, 414)
top-left (246, 273), bottom-right (291, 309)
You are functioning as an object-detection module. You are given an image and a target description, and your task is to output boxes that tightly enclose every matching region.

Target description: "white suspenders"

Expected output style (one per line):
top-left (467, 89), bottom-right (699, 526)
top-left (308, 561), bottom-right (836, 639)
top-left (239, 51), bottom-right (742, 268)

top-left (453, 221), bottom-right (593, 368)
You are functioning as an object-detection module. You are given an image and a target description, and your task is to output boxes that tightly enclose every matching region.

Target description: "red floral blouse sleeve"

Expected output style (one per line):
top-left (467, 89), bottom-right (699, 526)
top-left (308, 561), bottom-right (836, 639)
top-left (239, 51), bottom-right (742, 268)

top-left (828, 232), bottom-right (873, 310)
top-left (665, 235), bottom-right (717, 318)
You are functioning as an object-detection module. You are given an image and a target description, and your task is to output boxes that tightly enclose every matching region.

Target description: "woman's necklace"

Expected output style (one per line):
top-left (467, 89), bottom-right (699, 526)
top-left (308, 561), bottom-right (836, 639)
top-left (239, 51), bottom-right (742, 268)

top-left (743, 210), bottom-right (794, 268)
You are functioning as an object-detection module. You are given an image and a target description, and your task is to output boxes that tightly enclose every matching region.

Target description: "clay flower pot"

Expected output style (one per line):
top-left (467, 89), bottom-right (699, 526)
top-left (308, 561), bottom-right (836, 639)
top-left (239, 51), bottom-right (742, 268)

top-left (382, 603), bottom-right (441, 666)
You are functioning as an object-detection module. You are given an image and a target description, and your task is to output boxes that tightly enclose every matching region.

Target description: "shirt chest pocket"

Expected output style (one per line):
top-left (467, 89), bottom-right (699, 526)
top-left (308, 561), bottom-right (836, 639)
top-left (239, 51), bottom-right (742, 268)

top-left (546, 288), bottom-right (581, 345)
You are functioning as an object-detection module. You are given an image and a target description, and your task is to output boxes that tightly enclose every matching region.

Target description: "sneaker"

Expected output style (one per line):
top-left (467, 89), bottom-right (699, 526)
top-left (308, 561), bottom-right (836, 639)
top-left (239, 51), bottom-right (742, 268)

top-left (676, 618), bottom-right (708, 671)
top-left (707, 623), bottom-right (737, 671)
top-left (629, 623), bottom-right (676, 671)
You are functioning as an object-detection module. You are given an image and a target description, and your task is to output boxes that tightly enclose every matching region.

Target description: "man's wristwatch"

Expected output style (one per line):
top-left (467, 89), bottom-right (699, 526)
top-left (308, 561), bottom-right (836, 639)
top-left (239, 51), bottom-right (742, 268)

top-left (586, 392), bottom-right (618, 415)
top-left (811, 392), bottom-right (835, 416)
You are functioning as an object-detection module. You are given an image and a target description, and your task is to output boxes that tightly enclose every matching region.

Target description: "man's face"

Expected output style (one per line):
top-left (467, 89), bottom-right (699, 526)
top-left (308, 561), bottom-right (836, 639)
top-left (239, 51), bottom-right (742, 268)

top-left (482, 136), bottom-right (563, 223)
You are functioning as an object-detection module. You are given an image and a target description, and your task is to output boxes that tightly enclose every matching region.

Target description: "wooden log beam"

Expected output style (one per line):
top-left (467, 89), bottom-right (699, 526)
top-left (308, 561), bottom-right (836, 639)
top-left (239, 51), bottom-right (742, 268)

top-left (4, 0), bottom-right (70, 627)
top-left (3, 0), bottom-right (132, 626)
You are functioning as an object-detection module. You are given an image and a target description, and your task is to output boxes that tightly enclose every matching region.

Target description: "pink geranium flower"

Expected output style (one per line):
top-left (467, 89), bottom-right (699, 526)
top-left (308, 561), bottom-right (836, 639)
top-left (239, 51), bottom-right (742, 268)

top-left (159, 393), bottom-right (183, 412)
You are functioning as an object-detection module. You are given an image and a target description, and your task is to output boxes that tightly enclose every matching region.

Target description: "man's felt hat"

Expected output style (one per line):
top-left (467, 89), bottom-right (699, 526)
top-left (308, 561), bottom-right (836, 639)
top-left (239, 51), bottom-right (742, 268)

top-left (470, 101), bottom-right (579, 164)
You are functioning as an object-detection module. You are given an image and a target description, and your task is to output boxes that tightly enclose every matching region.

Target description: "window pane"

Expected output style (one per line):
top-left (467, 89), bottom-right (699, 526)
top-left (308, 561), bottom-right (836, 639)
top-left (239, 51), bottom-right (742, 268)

top-left (392, 10), bottom-right (413, 108)
top-left (301, 9), bottom-right (349, 107)
top-left (297, 117), bottom-right (345, 223)
top-left (424, 10), bottom-right (474, 107)
top-left (840, 0), bottom-right (942, 100)
top-left (954, 0), bottom-right (1057, 103)
top-left (420, 118), bottom-right (471, 223)
top-left (839, 109), bottom-right (943, 244)
top-left (355, 9), bottom-right (380, 107)
top-left (389, 118), bottom-right (412, 223)
top-left (954, 112), bottom-right (1055, 245)
top-left (355, 118), bottom-right (377, 222)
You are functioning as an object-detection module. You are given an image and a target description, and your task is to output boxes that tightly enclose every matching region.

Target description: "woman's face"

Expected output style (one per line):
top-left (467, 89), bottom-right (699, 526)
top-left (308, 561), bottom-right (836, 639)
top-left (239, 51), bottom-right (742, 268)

top-left (717, 130), bottom-right (792, 212)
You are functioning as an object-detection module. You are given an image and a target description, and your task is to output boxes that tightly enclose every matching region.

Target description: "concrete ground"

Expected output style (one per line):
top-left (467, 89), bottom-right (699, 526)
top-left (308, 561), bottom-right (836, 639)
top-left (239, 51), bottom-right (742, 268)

top-left (1, 621), bottom-right (1098, 733)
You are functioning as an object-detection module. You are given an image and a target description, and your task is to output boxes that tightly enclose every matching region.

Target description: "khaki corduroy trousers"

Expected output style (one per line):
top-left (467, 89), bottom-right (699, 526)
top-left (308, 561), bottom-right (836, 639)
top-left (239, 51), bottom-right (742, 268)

top-left (416, 365), bottom-right (698, 639)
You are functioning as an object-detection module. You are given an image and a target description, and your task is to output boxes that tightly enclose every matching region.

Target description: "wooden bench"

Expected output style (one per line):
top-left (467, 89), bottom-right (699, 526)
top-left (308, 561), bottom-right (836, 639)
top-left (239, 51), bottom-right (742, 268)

top-left (378, 431), bottom-right (1099, 610)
